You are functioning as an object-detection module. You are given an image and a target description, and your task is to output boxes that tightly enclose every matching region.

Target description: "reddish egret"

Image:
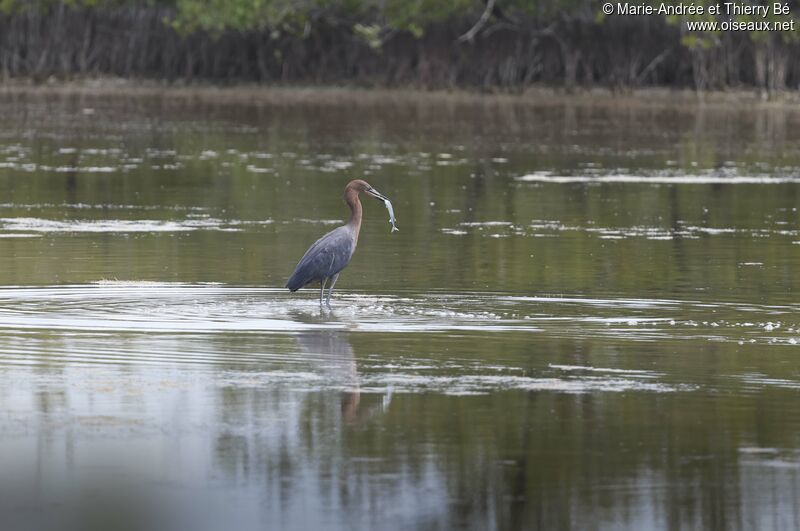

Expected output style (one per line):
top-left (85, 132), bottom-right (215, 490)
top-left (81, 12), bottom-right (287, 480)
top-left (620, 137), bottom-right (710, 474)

top-left (286, 179), bottom-right (392, 306)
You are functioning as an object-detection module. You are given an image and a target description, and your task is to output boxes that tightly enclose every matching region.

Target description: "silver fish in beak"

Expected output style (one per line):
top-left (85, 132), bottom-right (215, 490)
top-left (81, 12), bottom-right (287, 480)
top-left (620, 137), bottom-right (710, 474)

top-left (364, 186), bottom-right (398, 232)
top-left (383, 198), bottom-right (399, 232)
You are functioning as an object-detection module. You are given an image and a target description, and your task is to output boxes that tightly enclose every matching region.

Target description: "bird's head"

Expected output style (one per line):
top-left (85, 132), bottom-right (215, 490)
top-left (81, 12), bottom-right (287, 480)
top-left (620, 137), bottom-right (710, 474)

top-left (345, 179), bottom-right (388, 202)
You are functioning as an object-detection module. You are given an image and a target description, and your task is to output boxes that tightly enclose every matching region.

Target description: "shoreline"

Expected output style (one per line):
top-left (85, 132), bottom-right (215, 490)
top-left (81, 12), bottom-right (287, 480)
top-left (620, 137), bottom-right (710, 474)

top-left (1, 78), bottom-right (799, 108)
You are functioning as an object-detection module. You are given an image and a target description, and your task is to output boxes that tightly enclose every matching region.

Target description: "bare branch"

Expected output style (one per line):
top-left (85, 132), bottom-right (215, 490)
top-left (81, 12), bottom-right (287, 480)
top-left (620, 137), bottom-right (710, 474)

top-left (635, 48), bottom-right (671, 84)
top-left (457, 0), bottom-right (496, 43)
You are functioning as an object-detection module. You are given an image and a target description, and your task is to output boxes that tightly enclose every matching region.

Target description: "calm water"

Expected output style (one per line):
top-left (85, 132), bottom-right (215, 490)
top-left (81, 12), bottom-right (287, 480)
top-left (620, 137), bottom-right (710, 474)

top-left (1, 90), bottom-right (800, 530)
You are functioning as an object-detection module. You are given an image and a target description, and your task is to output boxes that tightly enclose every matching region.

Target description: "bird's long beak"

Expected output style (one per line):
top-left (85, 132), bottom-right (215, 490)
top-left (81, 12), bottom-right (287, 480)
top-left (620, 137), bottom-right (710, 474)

top-left (365, 187), bottom-right (388, 202)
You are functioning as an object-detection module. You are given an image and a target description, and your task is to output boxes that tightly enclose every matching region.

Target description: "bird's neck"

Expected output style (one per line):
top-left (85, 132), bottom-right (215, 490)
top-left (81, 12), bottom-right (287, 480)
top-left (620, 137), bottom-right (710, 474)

top-left (345, 189), bottom-right (362, 238)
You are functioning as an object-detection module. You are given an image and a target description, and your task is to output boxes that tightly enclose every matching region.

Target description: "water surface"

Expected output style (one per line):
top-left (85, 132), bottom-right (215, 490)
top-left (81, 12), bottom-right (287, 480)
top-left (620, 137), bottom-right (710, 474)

top-left (0, 91), bottom-right (799, 530)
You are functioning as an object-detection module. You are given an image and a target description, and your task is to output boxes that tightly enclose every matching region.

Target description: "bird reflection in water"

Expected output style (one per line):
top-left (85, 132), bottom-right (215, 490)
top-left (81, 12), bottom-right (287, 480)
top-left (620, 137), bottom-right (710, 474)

top-left (294, 327), bottom-right (390, 424)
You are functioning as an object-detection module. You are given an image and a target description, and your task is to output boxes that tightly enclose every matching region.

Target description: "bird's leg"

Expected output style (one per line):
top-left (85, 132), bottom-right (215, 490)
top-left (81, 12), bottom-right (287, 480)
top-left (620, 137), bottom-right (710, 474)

top-left (325, 273), bottom-right (339, 307)
top-left (319, 277), bottom-right (328, 306)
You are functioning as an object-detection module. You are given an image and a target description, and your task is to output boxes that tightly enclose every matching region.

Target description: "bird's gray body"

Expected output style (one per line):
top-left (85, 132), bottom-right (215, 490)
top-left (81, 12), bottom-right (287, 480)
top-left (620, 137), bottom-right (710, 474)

top-left (286, 225), bottom-right (357, 292)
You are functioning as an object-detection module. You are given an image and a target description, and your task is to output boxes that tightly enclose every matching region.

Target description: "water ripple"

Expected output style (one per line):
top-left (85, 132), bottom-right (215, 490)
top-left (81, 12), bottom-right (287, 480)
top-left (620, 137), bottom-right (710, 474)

top-left (0, 284), bottom-right (795, 347)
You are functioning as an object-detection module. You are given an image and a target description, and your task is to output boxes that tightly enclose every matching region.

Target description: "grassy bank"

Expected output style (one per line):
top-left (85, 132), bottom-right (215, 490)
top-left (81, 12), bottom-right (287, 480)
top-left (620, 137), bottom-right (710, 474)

top-left (3, 78), bottom-right (800, 109)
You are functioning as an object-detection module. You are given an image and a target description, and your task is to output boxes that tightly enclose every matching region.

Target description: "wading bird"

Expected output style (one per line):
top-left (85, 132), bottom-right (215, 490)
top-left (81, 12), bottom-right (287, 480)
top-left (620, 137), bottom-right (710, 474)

top-left (286, 179), bottom-right (393, 306)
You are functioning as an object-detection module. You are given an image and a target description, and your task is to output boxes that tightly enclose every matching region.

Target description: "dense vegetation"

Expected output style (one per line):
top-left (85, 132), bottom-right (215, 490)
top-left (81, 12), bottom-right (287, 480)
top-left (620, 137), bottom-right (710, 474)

top-left (0, 0), bottom-right (799, 91)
